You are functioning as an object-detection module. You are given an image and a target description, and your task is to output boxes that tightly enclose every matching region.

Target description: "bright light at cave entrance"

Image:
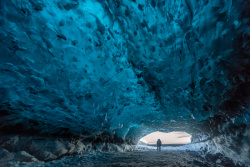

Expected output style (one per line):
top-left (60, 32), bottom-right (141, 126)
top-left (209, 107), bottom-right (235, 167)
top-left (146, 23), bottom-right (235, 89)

top-left (139, 131), bottom-right (191, 145)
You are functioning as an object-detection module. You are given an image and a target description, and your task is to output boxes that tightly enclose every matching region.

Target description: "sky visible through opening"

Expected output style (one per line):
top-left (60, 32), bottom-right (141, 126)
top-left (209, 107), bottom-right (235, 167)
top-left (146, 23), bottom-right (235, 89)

top-left (139, 131), bottom-right (192, 145)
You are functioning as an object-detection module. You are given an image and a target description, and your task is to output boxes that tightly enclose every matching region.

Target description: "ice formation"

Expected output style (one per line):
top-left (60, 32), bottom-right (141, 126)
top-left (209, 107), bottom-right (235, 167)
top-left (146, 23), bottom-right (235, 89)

top-left (0, 0), bottom-right (249, 166)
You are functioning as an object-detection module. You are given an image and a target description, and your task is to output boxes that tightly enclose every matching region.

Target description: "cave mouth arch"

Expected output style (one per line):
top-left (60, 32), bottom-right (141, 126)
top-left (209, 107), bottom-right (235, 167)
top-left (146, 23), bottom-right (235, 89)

top-left (137, 131), bottom-right (192, 147)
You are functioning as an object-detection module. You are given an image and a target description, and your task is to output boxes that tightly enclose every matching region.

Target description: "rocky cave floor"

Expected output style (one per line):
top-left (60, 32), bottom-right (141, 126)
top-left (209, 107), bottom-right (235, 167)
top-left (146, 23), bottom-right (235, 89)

top-left (2, 149), bottom-right (246, 167)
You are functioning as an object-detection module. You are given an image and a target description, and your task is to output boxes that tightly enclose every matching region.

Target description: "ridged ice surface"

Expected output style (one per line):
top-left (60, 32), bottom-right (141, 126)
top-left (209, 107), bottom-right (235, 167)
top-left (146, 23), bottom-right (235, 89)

top-left (0, 0), bottom-right (249, 166)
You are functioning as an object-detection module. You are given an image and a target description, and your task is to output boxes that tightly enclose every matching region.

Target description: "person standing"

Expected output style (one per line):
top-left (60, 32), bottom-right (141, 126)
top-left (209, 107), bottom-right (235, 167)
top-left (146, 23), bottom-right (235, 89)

top-left (157, 139), bottom-right (162, 151)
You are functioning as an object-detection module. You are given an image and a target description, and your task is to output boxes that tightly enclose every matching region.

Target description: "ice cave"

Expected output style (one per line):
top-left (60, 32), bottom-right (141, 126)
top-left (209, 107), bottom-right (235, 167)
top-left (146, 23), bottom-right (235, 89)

top-left (0, 0), bottom-right (249, 166)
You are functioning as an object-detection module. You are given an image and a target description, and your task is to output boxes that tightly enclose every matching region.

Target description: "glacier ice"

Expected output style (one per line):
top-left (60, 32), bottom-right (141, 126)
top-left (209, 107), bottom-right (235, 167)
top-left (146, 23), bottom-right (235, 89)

top-left (0, 0), bottom-right (249, 166)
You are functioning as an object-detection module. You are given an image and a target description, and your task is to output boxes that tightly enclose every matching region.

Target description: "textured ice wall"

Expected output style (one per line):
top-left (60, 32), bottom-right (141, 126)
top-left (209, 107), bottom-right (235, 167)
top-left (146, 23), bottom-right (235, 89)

top-left (0, 0), bottom-right (249, 164)
top-left (0, 0), bottom-right (167, 139)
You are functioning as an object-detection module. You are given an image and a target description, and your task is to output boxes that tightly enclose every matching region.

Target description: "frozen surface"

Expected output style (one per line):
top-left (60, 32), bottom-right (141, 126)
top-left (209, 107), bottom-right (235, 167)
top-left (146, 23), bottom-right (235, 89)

top-left (0, 0), bottom-right (249, 136)
top-left (0, 0), bottom-right (249, 166)
top-left (3, 150), bottom-right (245, 167)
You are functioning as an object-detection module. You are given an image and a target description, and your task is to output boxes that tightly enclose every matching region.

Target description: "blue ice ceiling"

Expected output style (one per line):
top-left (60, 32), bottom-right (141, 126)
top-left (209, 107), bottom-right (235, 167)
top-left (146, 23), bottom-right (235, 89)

top-left (0, 0), bottom-right (249, 164)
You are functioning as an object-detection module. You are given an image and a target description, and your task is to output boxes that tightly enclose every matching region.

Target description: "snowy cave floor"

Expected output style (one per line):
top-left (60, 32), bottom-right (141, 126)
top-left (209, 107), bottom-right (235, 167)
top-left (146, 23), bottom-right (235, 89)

top-left (4, 150), bottom-right (244, 167)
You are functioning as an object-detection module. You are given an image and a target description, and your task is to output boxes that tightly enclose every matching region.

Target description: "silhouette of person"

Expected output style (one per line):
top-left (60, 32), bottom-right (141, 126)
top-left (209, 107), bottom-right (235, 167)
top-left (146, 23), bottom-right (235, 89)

top-left (157, 139), bottom-right (162, 151)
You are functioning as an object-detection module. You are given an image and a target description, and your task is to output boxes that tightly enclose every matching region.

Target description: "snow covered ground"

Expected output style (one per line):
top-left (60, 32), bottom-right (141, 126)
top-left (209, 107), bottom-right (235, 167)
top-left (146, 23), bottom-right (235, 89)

top-left (4, 150), bottom-right (245, 167)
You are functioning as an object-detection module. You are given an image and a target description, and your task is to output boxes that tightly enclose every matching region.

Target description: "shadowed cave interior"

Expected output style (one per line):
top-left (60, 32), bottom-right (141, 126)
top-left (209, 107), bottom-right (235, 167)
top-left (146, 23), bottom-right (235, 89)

top-left (0, 0), bottom-right (249, 166)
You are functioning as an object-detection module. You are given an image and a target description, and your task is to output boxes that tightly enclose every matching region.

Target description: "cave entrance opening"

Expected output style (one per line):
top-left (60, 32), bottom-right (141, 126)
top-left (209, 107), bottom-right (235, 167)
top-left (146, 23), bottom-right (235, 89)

top-left (137, 131), bottom-right (192, 148)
